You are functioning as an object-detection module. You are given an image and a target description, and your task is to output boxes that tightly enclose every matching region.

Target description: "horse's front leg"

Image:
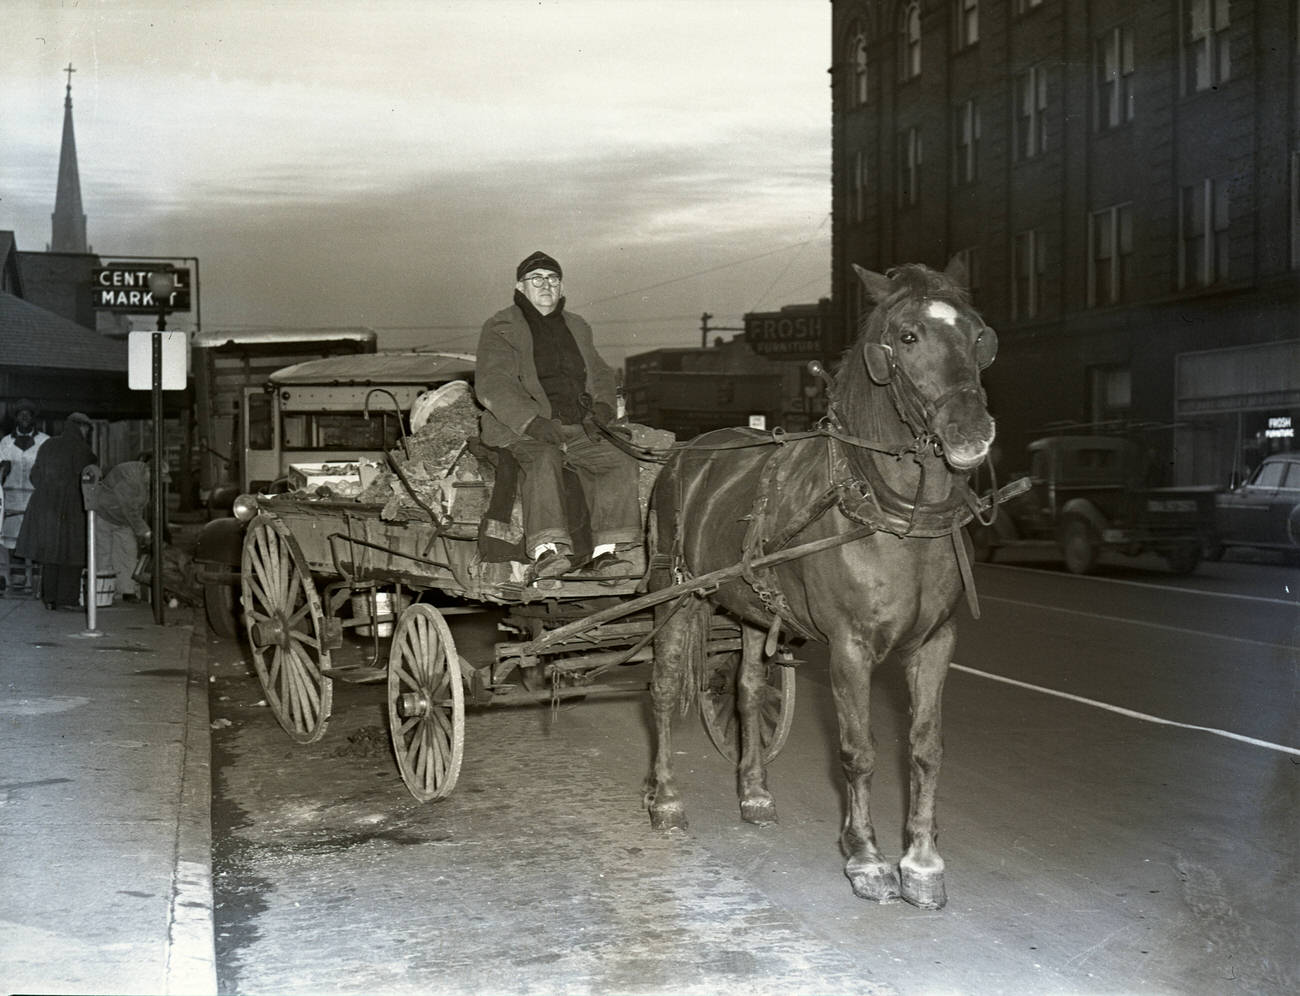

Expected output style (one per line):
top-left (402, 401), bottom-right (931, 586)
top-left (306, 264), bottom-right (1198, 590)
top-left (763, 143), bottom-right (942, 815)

top-left (829, 632), bottom-right (900, 903)
top-left (736, 621), bottom-right (777, 824)
top-left (644, 600), bottom-right (701, 831)
top-left (897, 621), bottom-right (955, 909)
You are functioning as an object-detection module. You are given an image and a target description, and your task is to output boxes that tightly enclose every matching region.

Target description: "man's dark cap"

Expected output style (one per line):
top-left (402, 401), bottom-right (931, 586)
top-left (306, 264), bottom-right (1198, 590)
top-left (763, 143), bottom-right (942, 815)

top-left (516, 251), bottom-right (562, 281)
top-left (13, 398), bottom-right (38, 416)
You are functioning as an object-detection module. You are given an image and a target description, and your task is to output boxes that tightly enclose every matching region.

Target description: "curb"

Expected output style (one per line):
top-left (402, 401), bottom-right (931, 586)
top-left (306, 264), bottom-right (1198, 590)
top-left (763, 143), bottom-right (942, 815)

top-left (165, 612), bottom-right (218, 995)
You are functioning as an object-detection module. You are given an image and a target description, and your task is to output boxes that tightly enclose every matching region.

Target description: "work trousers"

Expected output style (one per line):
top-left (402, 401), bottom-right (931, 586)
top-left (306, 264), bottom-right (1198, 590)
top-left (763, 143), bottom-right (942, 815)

top-left (506, 424), bottom-right (641, 555)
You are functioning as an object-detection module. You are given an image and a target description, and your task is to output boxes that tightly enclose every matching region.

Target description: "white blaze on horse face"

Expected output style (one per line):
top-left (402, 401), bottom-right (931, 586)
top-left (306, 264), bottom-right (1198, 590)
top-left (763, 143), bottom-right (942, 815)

top-left (924, 300), bottom-right (959, 325)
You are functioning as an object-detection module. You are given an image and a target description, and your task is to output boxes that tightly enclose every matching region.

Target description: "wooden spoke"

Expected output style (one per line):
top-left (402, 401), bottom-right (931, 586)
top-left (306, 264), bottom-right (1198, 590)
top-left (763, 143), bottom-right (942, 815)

top-left (699, 651), bottom-right (796, 765)
top-left (241, 515), bottom-right (333, 744)
top-left (388, 604), bottom-right (464, 803)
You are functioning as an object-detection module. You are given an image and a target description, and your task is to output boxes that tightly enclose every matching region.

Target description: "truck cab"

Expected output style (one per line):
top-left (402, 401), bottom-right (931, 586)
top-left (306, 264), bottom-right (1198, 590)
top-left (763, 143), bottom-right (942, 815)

top-left (195, 351), bottom-right (476, 634)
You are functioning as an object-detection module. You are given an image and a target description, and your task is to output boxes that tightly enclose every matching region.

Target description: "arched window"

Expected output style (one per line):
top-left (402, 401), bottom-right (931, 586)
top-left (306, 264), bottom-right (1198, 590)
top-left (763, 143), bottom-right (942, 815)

top-left (852, 31), bottom-right (870, 106)
top-left (899, 1), bottom-right (922, 81)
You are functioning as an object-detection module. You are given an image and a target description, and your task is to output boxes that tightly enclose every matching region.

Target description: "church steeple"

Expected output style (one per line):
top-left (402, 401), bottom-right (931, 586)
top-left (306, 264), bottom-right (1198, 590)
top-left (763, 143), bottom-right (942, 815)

top-left (50, 63), bottom-right (88, 253)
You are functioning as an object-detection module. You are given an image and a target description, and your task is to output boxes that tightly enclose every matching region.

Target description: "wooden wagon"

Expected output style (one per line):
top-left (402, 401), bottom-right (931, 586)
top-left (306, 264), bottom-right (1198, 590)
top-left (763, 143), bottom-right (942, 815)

top-left (237, 478), bottom-right (800, 803)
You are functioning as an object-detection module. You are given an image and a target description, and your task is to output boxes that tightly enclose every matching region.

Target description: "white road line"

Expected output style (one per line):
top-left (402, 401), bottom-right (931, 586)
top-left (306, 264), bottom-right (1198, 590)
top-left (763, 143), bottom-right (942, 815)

top-left (981, 594), bottom-right (1297, 652)
top-left (983, 562), bottom-right (1298, 606)
top-left (951, 663), bottom-right (1300, 757)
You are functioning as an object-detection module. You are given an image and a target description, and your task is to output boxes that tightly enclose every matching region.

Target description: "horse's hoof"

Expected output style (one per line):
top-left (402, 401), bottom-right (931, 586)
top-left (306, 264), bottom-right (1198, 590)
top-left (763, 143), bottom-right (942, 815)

top-left (740, 796), bottom-right (778, 825)
top-left (900, 866), bottom-right (947, 910)
top-left (649, 803), bottom-right (688, 832)
top-left (846, 863), bottom-right (901, 903)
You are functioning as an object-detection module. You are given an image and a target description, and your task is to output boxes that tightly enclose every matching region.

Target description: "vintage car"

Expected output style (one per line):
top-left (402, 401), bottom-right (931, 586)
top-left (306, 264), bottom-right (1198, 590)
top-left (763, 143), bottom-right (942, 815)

top-left (970, 435), bottom-right (1217, 575)
top-left (1207, 452), bottom-right (1300, 562)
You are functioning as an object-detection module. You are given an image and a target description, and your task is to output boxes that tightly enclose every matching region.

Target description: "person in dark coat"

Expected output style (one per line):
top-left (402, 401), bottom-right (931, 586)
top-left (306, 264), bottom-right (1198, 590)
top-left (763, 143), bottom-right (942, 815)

top-left (475, 251), bottom-right (640, 582)
top-left (15, 412), bottom-right (98, 610)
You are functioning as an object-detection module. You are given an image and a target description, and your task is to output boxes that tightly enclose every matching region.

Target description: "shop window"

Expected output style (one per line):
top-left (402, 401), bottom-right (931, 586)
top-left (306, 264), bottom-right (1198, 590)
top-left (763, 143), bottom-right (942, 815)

top-left (1089, 366), bottom-right (1132, 424)
top-left (897, 126), bottom-right (923, 208)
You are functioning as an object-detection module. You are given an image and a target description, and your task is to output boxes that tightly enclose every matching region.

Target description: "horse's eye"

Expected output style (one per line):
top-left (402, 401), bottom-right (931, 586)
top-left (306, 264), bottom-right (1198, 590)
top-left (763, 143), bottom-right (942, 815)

top-left (899, 330), bottom-right (918, 345)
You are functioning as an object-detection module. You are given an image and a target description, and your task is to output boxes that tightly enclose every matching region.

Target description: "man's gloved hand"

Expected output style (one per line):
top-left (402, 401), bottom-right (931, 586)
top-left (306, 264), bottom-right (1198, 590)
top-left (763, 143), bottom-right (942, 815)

top-left (590, 401), bottom-right (615, 426)
top-left (524, 416), bottom-right (564, 446)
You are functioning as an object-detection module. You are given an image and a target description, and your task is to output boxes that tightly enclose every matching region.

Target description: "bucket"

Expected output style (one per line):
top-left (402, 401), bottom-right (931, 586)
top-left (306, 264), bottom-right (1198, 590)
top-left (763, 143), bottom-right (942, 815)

top-left (80, 570), bottom-right (116, 608)
top-left (350, 591), bottom-right (410, 637)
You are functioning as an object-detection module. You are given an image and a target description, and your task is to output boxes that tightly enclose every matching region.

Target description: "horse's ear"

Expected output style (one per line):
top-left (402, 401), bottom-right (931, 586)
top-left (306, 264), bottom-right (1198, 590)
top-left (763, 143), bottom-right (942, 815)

top-left (853, 263), bottom-right (893, 303)
top-left (943, 255), bottom-right (968, 290)
top-left (864, 342), bottom-right (893, 384)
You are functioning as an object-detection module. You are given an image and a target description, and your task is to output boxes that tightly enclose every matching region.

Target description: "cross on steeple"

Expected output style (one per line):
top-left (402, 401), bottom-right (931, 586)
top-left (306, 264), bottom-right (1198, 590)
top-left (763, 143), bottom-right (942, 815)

top-left (63, 62), bottom-right (75, 92)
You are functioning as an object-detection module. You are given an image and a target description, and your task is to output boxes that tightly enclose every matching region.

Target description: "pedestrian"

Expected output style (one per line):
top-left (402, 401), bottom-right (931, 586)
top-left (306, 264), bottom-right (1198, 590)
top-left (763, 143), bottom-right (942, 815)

top-left (475, 250), bottom-right (641, 581)
top-left (14, 412), bottom-right (98, 610)
top-left (0, 398), bottom-right (50, 594)
top-left (90, 460), bottom-right (151, 603)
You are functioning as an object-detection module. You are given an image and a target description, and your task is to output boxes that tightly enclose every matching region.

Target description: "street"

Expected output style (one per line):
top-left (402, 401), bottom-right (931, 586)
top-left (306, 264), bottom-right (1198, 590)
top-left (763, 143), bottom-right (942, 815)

top-left (206, 555), bottom-right (1298, 995)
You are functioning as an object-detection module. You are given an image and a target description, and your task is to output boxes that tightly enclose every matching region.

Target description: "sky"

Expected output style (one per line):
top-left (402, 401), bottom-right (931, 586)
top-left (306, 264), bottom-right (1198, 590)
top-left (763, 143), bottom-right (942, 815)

top-left (1, 0), bottom-right (833, 366)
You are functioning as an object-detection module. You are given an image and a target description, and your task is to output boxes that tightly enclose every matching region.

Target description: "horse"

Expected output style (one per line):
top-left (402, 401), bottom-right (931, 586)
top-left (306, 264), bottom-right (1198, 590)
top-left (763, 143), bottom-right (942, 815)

top-left (643, 258), bottom-right (997, 909)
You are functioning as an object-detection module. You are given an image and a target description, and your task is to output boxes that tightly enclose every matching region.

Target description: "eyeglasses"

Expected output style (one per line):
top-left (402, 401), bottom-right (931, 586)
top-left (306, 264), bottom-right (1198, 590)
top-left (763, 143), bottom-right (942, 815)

top-left (523, 273), bottom-right (561, 288)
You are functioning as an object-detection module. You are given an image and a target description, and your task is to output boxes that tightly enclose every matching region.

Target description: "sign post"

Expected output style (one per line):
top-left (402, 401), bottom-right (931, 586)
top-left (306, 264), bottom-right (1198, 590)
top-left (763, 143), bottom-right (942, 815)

top-left (145, 268), bottom-right (177, 625)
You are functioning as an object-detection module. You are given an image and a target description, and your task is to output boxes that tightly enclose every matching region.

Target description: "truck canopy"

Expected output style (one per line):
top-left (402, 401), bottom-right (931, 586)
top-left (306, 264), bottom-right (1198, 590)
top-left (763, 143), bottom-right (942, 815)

top-left (269, 351), bottom-right (476, 387)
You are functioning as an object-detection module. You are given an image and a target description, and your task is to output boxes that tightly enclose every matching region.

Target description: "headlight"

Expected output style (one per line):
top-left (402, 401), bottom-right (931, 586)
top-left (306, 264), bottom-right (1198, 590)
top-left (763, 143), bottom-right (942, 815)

top-left (232, 493), bottom-right (259, 522)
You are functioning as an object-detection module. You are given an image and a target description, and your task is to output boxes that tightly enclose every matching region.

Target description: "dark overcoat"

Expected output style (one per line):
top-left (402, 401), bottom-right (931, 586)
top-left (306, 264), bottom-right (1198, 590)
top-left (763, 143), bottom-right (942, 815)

top-left (14, 425), bottom-right (97, 566)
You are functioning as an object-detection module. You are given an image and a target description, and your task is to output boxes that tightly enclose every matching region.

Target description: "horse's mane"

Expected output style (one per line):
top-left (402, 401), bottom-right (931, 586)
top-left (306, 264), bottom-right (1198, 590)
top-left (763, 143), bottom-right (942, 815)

top-left (831, 263), bottom-right (970, 434)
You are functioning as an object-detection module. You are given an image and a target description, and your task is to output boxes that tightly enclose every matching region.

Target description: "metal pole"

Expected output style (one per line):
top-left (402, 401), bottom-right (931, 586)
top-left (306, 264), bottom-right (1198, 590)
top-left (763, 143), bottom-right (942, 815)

top-left (152, 320), bottom-right (165, 625)
top-left (79, 465), bottom-right (103, 638)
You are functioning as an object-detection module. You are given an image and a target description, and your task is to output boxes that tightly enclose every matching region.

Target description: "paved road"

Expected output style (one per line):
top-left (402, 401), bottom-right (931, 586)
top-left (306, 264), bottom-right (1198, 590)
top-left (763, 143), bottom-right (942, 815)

top-left (207, 557), bottom-right (1297, 995)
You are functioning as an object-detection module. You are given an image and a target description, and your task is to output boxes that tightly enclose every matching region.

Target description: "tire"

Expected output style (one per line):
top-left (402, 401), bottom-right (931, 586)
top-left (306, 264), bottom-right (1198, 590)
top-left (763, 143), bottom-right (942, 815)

top-left (1164, 544), bottom-right (1201, 576)
top-left (1060, 518), bottom-right (1099, 575)
top-left (204, 580), bottom-right (240, 638)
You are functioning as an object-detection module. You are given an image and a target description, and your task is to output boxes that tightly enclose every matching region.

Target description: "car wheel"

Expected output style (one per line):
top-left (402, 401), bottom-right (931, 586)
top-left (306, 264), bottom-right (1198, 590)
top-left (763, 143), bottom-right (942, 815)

top-left (204, 580), bottom-right (241, 638)
top-left (1060, 518), bottom-right (1099, 575)
top-left (1165, 544), bottom-right (1201, 576)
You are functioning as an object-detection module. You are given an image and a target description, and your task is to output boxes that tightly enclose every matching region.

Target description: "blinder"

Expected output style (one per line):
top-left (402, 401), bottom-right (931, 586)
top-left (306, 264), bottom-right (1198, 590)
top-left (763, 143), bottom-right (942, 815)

top-left (975, 326), bottom-right (998, 369)
top-left (864, 341), bottom-right (894, 384)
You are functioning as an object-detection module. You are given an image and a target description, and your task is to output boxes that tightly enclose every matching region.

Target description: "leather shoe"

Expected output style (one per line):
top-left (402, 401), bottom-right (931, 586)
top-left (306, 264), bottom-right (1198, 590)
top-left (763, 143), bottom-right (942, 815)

top-left (528, 548), bottom-right (572, 582)
top-left (576, 551), bottom-right (633, 579)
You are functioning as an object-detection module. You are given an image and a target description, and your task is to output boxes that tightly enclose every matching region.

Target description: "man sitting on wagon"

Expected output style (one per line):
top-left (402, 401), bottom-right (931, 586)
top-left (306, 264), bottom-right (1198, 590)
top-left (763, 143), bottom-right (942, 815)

top-left (474, 251), bottom-right (640, 582)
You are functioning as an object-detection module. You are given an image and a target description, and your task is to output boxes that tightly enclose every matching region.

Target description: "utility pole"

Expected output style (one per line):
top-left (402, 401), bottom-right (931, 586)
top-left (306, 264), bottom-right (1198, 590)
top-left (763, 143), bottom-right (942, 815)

top-left (700, 312), bottom-right (744, 348)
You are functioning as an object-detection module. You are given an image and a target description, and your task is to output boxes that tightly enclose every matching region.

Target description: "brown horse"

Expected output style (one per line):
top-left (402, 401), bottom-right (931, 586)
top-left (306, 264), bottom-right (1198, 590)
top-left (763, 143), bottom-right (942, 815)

top-left (644, 259), bottom-right (997, 909)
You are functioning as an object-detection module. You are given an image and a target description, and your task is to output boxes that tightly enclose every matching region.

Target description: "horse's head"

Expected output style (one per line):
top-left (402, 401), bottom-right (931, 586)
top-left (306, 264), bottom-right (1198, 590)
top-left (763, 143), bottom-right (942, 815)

top-left (851, 258), bottom-right (996, 471)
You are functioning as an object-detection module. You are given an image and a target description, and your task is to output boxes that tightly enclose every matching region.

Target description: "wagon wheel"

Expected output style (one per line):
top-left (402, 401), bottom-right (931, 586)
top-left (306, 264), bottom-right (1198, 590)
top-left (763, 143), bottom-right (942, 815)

top-left (388, 604), bottom-right (464, 802)
top-left (699, 651), bottom-right (795, 765)
top-left (241, 514), bottom-right (333, 743)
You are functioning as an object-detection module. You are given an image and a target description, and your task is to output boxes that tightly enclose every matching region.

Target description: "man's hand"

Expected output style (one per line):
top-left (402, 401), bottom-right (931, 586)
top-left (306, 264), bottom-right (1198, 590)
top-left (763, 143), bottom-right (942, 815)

top-left (590, 401), bottom-right (615, 426)
top-left (524, 416), bottom-right (564, 446)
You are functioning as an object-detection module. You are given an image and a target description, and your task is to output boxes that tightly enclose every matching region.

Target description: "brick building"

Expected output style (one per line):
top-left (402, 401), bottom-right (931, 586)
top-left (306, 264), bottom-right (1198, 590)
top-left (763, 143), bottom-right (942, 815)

top-left (830, 0), bottom-right (1298, 485)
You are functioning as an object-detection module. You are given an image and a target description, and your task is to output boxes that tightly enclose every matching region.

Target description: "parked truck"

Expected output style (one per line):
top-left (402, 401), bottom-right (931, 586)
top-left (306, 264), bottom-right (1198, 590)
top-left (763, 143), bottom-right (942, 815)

top-left (192, 327), bottom-right (378, 508)
top-left (969, 435), bottom-right (1217, 575)
top-left (193, 350), bottom-right (476, 635)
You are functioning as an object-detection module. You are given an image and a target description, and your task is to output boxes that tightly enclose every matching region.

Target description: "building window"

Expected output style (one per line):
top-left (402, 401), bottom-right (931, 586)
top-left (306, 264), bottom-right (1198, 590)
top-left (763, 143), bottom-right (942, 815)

top-left (1179, 178), bottom-right (1230, 287)
top-left (1015, 0), bottom-right (1044, 14)
top-left (849, 27), bottom-right (870, 107)
top-left (1095, 24), bottom-right (1135, 129)
top-left (1012, 228), bottom-right (1044, 319)
top-left (899, 2), bottom-right (922, 81)
top-left (853, 150), bottom-right (868, 223)
top-left (953, 0), bottom-right (979, 50)
top-left (1014, 65), bottom-right (1048, 160)
top-left (953, 246), bottom-right (982, 297)
top-left (952, 100), bottom-right (980, 185)
top-left (898, 127), bottom-right (923, 207)
top-left (1184, 0), bottom-right (1230, 93)
top-left (1089, 366), bottom-right (1132, 424)
top-left (1088, 203), bottom-right (1133, 306)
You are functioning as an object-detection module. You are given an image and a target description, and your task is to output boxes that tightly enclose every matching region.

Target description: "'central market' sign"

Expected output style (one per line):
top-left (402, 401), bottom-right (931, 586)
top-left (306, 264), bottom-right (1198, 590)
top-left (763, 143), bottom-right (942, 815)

top-left (91, 265), bottom-right (191, 312)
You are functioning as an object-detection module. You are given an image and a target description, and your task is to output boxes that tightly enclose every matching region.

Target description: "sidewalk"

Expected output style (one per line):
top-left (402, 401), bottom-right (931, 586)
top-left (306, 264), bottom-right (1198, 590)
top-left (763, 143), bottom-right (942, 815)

top-left (0, 591), bottom-right (216, 995)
